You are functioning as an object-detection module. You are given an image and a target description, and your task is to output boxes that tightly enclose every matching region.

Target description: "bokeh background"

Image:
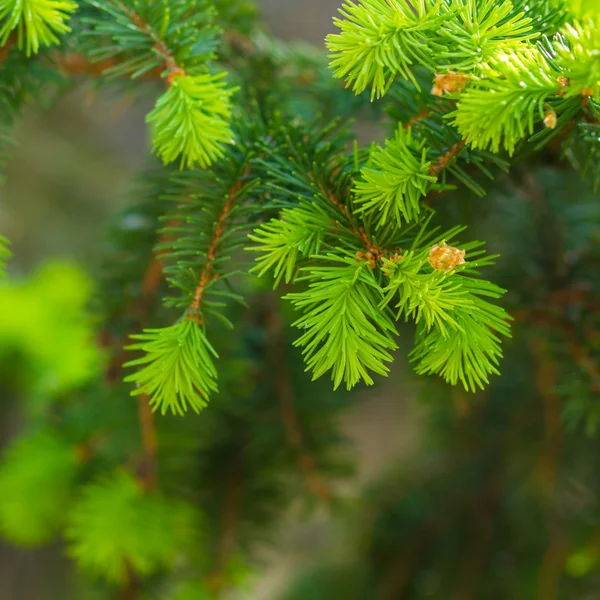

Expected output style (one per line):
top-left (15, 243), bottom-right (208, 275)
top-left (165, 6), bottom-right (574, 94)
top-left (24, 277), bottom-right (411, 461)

top-left (0, 2), bottom-right (424, 598)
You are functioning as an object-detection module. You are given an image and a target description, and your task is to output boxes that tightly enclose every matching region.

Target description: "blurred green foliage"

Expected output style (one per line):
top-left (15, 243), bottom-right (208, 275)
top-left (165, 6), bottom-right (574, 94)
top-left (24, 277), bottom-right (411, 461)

top-left (0, 260), bottom-right (101, 404)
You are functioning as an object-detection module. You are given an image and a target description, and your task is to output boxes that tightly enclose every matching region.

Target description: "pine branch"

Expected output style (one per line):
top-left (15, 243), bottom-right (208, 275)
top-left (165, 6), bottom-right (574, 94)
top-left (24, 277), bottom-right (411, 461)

top-left (84, 0), bottom-right (235, 167)
top-left (286, 256), bottom-right (398, 390)
top-left (188, 168), bottom-right (250, 322)
top-left (354, 126), bottom-right (438, 227)
top-left (326, 0), bottom-right (447, 99)
top-left (0, 0), bottom-right (77, 56)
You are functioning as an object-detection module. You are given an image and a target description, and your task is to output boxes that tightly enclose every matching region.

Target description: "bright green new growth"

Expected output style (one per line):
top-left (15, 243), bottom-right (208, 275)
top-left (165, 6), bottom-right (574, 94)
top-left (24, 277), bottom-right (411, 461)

top-left (0, 0), bottom-right (78, 55)
top-left (67, 471), bottom-right (197, 583)
top-left (286, 257), bottom-right (399, 390)
top-left (354, 127), bottom-right (438, 227)
top-left (0, 432), bottom-right (79, 545)
top-left (452, 47), bottom-right (561, 154)
top-left (326, 0), bottom-right (446, 99)
top-left (380, 250), bottom-right (511, 391)
top-left (248, 205), bottom-right (330, 286)
top-left (125, 319), bottom-right (219, 415)
top-left (147, 73), bottom-right (236, 169)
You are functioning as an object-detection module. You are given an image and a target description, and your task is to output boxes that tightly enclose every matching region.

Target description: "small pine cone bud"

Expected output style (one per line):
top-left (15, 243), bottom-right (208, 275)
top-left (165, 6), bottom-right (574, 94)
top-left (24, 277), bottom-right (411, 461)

top-left (428, 242), bottom-right (466, 272)
top-left (557, 76), bottom-right (569, 89)
top-left (431, 72), bottom-right (471, 97)
top-left (543, 110), bottom-right (557, 130)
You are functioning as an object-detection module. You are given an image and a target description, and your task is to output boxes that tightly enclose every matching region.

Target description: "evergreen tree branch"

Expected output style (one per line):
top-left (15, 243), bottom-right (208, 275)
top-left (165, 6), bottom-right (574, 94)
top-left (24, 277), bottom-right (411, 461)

top-left (188, 169), bottom-right (250, 323)
top-left (114, 0), bottom-right (186, 80)
top-left (0, 0), bottom-right (77, 56)
top-left (85, 0), bottom-right (235, 168)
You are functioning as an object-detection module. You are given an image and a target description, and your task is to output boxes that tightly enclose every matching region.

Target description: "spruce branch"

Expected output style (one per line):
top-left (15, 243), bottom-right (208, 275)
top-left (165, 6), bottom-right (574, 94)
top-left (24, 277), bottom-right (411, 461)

top-left (125, 320), bottom-right (219, 415)
top-left (125, 153), bottom-right (254, 415)
top-left (410, 280), bottom-right (511, 392)
top-left (0, 0), bottom-right (77, 56)
top-left (286, 256), bottom-right (398, 390)
top-left (85, 0), bottom-right (235, 168)
top-left (147, 72), bottom-right (235, 169)
top-left (248, 205), bottom-right (330, 286)
top-left (187, 166), bottom-right (250, 319)
top-left (438, 0), bottom-right (536, 71)
top-left (326, 0), bottom-right (447, 99)
top-left (452, 46), bottom-right (563, 153)
top-left (354, 126), bottom-right (438, 227)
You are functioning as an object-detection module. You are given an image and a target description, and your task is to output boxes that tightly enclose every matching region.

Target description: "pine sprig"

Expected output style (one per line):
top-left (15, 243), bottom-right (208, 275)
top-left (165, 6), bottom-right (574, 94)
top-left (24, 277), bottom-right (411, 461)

top-left (410, 292), bottom-right (511, 392)
top-left (286, 256), bottom-right (398, 390)
top-left (83, 0), bottom-right (235, 168)
top-left (83, 0), bottom-right (217, 79)
top-left (0, 0), bottom-right (78, 56)
top-left (326, 0), bottom-right (447, 99)
top-left (354, 127), bottom-right (438, 227)
top-left (125, 320), bottom-right (218, 415)
top-left (452, 46), bottom-right (562, 153)
top-left (159, 149), bottom-right (255, 312)
top-left (247, 205), bottom-right (332, 286)
top-left (438, 0), bottom-right (536, 71)
top-left (147, 73), bottom-right (236, 169)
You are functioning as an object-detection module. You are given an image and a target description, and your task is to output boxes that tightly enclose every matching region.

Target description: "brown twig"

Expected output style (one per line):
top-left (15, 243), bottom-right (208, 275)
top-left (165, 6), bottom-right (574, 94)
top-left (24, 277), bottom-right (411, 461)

top-left (430, 139), bottom-right (467, 175)
top-left (265, 293), bottom-right (333, 505)
top-left (188, 171), bottom-right (250, 322)
top-left (120, 561), bottom-right (140, 600)
top-left (403, 108), bottom-right (432, 130)
top-left (116, 0), bottom-right (186, 83)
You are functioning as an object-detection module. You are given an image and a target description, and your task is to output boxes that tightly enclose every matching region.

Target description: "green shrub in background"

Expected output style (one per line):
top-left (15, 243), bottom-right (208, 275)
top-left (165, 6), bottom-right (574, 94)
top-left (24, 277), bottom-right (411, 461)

top-left (0, 0), bottom-right (599, 598)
